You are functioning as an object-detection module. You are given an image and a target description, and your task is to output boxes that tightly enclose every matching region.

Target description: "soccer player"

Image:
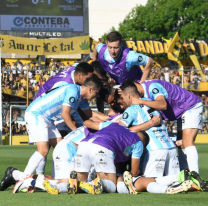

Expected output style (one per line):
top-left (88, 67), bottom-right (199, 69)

top-left (68, 123), bottom-right (145, 194)
top-left (21, 75), bottom-right (102, 179)
top-left (93, 31), bottom-right (154, 84)
top-left (119, 81), bottom-right (179, 177)
top-left (11, 115), bottom-right (124, 194)
top-left (117, 170), bottom-right (208, 194)
top-left (123, 79), bottom-right (203, 173)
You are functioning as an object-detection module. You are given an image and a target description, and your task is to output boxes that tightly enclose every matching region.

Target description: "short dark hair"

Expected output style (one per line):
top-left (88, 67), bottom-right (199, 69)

top-left (99, 85), bottom-right (115, 102)
top-left (75, 62), bottom-right (94, 75)
top-left (83, 74), bottom-right (103, 90)
top-left (107, 31), bottom-right (123, 43)
top-left (120, 79), bottom-right (139, 96)
top-left (90, 61), bottom-right (107, 78)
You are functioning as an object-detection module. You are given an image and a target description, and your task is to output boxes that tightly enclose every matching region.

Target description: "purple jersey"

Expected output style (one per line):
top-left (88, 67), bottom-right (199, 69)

top-left (34, 66), bottom-right (76, 100)
top-left (82, 123), bottom-right (141, 163)
top-left (141, 80), bottom-right (201, 120)
top-left (98, 45), bottom-right (143, 84)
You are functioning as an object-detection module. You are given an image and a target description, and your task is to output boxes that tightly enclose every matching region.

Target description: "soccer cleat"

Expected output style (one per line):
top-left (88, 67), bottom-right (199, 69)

top-left (178, 169), bottom-right (190, 183)
top-left (67, 171), bottom-right (78, 195)
top-left (123, 171), bottom-right (138, 194)
top-left (12, 177), bottom-right (33, 194)
top-left (190, 171), bottom-right (208, 192)
top-left (166, 180), bottom-right (193, 194)
top-left (189, 183), bottom-right (202, 191)
top-left (78, 181), bottom-right (95, 194)
top-left (91, 173), bottom-right (103, 195)
top-left (43, 180), bottom-right (59, 195)
top-left (0, 167), bottom-right (18, 191)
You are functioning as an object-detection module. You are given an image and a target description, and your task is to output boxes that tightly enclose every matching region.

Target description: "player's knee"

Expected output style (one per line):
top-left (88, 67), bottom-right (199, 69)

top-left (37, 148), bottom-right (49, 157)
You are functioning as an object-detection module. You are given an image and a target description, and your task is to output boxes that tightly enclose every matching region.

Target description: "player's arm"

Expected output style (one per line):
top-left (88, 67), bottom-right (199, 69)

top-left (118, 109), bottom-right (134, 127)
top-left (129, 115), bottom-right (162, 132)
top-left (135, 96), bottom-right (167, 110)
top-left (92, 45), bottom-right (98, 61)
top-left (131, 158), bottom-right (140, 177)
top-left (92, 111), bottom-right (110, 121)
top-left (61, 105), bottom-right (77, 131)
top-left (130, 141), bottom-right (143, 176)
top-left (140, 57), bottom-right (154, 83)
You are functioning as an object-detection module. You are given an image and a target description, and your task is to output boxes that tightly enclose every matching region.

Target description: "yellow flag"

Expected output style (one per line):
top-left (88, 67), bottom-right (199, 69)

top-left (167, 32), bottom-right (182, 62)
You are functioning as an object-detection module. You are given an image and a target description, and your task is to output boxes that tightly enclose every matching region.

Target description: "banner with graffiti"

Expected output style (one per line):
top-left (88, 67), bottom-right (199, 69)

top-left (0, 34), bottom-right (90, 55)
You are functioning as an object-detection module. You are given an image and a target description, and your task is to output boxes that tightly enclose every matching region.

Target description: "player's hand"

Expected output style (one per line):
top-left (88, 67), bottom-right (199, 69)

top-left (151, 115), bottom-right (162, 126)
top-left (117, 88), bottom-right (122, 95)
top-left (175, 140), bottom-right (183, 147)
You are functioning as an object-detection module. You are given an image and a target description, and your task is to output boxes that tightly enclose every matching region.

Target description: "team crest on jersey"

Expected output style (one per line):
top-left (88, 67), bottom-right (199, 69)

top-left (69, 97), bottom-right (75, 103)
top-left (138, 55), bottom-right (143, 62)
top-left (65, 0), bottom-right (76, 3)
top-left (152, 88), bottom-right (159, 94)
top-left (122, 112), bottom-right (129, 119)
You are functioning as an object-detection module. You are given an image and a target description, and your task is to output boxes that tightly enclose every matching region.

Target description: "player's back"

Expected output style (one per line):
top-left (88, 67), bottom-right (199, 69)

top-left (27, 84), bottom-right (80, 121)
top-left (122, 99), bottom-right (175, 151)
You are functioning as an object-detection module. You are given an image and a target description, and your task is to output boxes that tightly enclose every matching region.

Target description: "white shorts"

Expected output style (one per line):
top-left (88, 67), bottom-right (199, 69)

top-left (177, 102), bottom-right (203, 131)
top-left (25, 112), bottom-right (61, 143)
top-left (141, 148), bottom-right (179, 178)
top-left (53, 140), bottom-right (77, 179)
top-left (75, 142), bottom-right (116, 174)
top-left (54, 112), bottom-right (84, 132)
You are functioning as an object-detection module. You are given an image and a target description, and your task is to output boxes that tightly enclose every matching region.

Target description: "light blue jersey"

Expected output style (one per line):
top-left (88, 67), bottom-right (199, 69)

top-left (141, 81), bottom-right (168, 100)
top-left (45, 81), bottom-right (89, 111)
top-left (124, 141), bottom-right (143, 159)
top-left (97, 43), bottom-right (149, 71)
top-left (120, 98), bottom-right (175, 151)
top-left (27, 84), bottom-right (83, 123)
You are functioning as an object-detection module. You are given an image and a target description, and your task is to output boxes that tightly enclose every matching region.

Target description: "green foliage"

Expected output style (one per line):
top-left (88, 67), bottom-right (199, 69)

top-left (102, 0), bottom-right (208, 41)
top-left (79, 40), bottom-right (90, 50)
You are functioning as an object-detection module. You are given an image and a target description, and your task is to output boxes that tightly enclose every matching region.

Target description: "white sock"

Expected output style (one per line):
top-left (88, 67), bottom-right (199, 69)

top-left (185, 146), bottom-right (199, 173)
top-left (34, 180), bottom-right (46, 191)
top-left (12, 170), bottom-right (24, 181)
top-left (147, 182), bottom-right (168, 193)
top-left (178, 149), bottom-right (189, 171)
top-left (36, 156), bottom-right (47, 175)
top-left (101, 179), bottom-right (116, 193)
top-left (24, 151), bottom-right (44, 176)
top-left (51, 160), bottom-right (55, 178)
top-left (57, 183), bottom-right (68, 193)
top-left (155, 174), bottom-right (178, 186)
top-left (117, 182), bottom-right (129, 194)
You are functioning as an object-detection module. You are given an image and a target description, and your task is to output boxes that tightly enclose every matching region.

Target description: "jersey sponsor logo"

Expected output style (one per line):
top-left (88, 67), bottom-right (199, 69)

top-left (156, 163), bottom-right (164, 173)
top-left (138, 55), bottom-right (143, 62)
top-left (122, 112), bottom-right (129, 119)
top-left (152, 88), bottom-right (159, 94)
top-left (69, 97), bottom-right (75, 103)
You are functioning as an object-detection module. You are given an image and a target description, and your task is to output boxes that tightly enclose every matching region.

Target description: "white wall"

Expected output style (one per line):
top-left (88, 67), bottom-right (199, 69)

top-left (89, 0), bottom-right (148, 40)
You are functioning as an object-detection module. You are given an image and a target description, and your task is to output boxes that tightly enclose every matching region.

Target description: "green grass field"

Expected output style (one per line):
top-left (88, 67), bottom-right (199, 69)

top-left (0, 144), bottom-right (208, 206)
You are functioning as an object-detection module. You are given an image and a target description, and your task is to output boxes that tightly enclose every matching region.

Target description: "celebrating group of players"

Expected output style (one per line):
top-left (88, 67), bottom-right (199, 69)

top-left (0, 32), bottom-right (208, 195)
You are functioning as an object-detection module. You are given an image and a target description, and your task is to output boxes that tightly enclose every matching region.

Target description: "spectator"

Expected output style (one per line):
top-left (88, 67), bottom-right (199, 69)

top-left (43, 72), bottom-right (50, 81)
top-left (190, 71), bottom-right (195, 83)
top-left (2, 123), bottom-right (9, 135)
top-left (8, 71), bottom-right (14, 83)
top-left (164, 67), bottom-right (170, 82)
top-left (22, 62), bottom-right (27, 76)
top-left (35, 71), bottom-right (41, 82)
top-left (11, 62), bottom-right (17, 78)
top-left (183, 71), bottom-right (190, 83)
top-left (20, 77), bottom-right (27, 88)
top-left (30, 76), bottom-right (37, 88)
top-left (36, 66), bottom-right (42, 75)
top-left (66, 62), bottom-right (71, 68)
top-left (34, 82), bottom-right (39, 91)
top-left (28, 69), bottom-right (33, 79)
